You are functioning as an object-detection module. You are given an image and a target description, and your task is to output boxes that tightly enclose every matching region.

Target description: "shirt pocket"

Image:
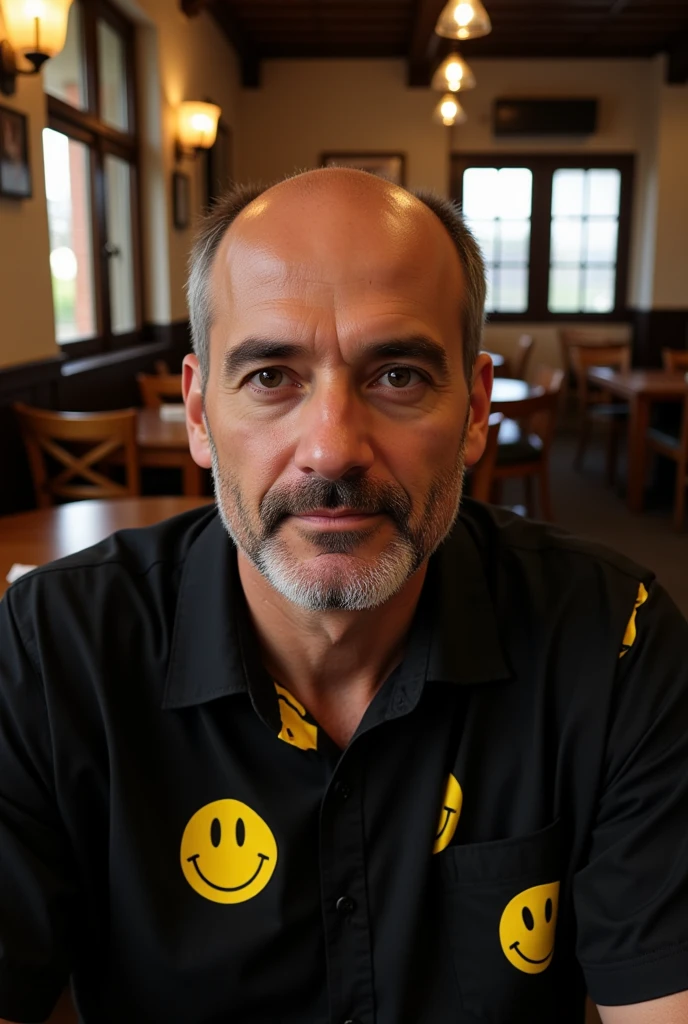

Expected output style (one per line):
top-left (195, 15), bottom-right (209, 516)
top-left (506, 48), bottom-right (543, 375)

top-left (437, 819), bottom-right (562, 1023)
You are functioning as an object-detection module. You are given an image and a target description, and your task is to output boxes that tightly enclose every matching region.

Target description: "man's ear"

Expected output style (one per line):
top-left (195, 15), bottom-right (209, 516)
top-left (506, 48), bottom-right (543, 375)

top-left (463, 353), bottom-right (494, 469)
top-left (183, 354), bottom-right (212, 470)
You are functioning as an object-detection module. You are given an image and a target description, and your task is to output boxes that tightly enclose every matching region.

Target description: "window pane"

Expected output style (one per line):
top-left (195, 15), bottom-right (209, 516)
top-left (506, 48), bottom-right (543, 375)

top-left (466, 219), bottom-right (495, 262)
top-left (584, 267), bottom-right (615, 313)
top-left (585, 218), bottom-right (618, 263)
top-left (549, 268), bottom-right (581, 312)
top-left (104, 155), bottom-right (137, 335)
top-left (43, 128), bottom-right (96, 343)
top-left (496, 267), bottom-right (528, 313)
top-left (98, 19), bottom-right (128, 131)
top-left (496, 169), bottom-right (532, 219)
top-left (552, 170), bottom-right (585, 217)
top-left (586, 170), bottom-right (621, 216)
top-left (551, 218), bottom-right (583, 263)
top-left (463, 168), bottom-right (499, 219)
top-left (43, 1), bottom-right (87, 110)
top-left (499, 219), bottom-right (530, 263)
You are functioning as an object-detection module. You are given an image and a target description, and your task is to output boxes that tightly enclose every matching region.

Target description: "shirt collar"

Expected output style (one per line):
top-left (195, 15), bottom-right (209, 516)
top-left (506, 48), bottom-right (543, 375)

top-left (162, 504), bottom-right (511, 710)
top-left (424, 511), bottom-right (512, 686)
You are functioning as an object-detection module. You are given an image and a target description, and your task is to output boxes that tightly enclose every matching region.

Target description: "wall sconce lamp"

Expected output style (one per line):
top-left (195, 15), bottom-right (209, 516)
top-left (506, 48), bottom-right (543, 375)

top-left (176, 101), bottom-right (221, 161)
top-left (0, 0), bottom-right (73, 96)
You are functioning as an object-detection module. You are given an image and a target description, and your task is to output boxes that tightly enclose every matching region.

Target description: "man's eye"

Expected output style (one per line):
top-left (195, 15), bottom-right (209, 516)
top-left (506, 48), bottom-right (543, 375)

top-left (251, 368), bottom-right (285, 389)
top-left (378, 367), bottom-right (424, 389)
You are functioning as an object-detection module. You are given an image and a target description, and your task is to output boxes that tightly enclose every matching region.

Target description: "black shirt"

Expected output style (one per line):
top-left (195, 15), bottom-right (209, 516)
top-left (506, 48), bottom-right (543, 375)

top-left (1, 501), bottom-right (687, 1024)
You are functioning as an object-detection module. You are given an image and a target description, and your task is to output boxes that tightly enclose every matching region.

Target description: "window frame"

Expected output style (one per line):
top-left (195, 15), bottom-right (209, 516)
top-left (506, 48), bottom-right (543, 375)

top-left (450, 153), bottom-right (635, 323)
top-left (44, 0), bottom-right (143, 358)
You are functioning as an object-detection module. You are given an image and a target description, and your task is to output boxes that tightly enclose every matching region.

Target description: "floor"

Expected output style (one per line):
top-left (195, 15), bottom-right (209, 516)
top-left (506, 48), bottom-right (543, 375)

top-left (504, 427), bottom-right (688, 619)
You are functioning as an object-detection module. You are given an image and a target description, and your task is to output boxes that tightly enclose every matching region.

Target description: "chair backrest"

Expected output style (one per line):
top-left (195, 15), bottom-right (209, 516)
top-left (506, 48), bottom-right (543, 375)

top-left (569, 343), bottom-right (631, 409)
top-left (14, 403), bottom-right (140, 508)
top-left (506, 387), bottom-right (562, 459)
top-left (662, 348), bottom-right (688, 372)
top-left (468, 412), bottom-right (503, 502)
top-left (532, 365), bottom-right (565, 393)
top-left (137, 373), bottom-right (183, 408)
top-left (513, 334), bottom-right (535, 380)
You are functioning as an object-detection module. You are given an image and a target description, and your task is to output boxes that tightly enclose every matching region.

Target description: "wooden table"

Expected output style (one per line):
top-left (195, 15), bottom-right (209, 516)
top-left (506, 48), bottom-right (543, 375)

top-left (588, 367), bottom-right (688, 512)
top-left (490, 377), bottom-right (544, 413)
top-left (137, 408), bottom-right (207, 497)
top-left (0, 496), bottom-right (213, 598)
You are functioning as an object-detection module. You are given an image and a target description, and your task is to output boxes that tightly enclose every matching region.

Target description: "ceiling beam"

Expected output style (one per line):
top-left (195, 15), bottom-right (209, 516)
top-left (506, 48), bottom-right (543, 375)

top-left (667, 33), bottom-right (688, 83)
top-left (407, 0), bottom-right (446, 87)
top-left (180, 0), bottom-right (208, 16)
top-left (210, 4), bottom-right (262, 88)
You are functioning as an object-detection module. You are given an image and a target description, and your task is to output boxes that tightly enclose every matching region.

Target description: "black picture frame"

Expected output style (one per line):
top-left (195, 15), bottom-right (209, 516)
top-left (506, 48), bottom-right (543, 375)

top-left (0, 105), bottom-right (32, 200)
top-left (205, 121), bottom-right (233, 208)
top-left (172, 171), bottom-right (190, 229)
top-left (320, 152), bottom-right (406, 186)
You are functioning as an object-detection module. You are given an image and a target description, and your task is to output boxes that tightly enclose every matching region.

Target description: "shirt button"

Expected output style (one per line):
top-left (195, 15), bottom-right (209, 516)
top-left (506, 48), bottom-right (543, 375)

top-left (336, 895), bottom-right (356, 916)
top-left (343, 1019), bottom-right (361, 1024)
top-left (333, 781), bottom-right (351, 800)
top-left (393, 691), bottom-right (407, 712)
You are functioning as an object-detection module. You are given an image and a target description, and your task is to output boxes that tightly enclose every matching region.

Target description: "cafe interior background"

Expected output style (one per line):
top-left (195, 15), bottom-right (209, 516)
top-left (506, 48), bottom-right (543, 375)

top-left (0, 0), bottom-right (686, 621)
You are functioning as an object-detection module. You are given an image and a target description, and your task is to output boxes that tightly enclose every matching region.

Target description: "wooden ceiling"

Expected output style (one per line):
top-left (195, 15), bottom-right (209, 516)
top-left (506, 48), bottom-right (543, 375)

top-left (180, 0), bottom-right (688, 87)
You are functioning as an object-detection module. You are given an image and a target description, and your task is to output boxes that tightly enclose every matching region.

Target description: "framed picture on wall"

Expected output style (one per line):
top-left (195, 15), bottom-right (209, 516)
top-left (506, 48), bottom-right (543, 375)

top-left (0, 105), bottom-right (31, 199)
top-left (205, 121), bottom-right (233, 208)
top-left (172, 171), bottom-right (190, 230)
top-left (320, 152), bottom-right (406, 186)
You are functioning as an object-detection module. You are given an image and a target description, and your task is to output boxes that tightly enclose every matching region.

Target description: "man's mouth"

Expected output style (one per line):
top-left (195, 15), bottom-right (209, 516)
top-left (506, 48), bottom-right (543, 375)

top-left (291, 509), bottom-right (382, 529)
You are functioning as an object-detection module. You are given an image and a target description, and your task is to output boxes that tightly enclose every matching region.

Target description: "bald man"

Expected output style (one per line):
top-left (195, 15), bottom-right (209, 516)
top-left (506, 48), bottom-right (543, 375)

top-left (1, 170), bottom-right (687, 1024)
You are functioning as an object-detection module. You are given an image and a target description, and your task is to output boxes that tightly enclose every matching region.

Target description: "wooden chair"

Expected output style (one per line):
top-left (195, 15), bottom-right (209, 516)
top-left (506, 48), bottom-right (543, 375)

top-left (646, 391), bottom-right (688, 530)
top-left (468, 412), bottom-right (504, 502)
top-left (137, 372), bottom-right (183, 408)
top-left (558, 329), bottom-right (629, 408)
top-left (662, 348), bottom-right (688, 372)
top-left (490, 368), bottom-right (564, 521)
top-left (512, 334), bottom-right (535, 380)
top-left (14, 403), bottom-right (139, 508)
top-left (569, 343), bottom-right (631, 484)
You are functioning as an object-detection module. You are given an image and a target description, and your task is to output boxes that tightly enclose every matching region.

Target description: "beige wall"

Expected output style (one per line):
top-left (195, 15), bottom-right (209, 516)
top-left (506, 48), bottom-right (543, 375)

top-left (650, 82), bottom-right (688, 308)
top-left (0, 57), bottom-right (56, 367)
top-left (0, 1), bottom-right (239, 369)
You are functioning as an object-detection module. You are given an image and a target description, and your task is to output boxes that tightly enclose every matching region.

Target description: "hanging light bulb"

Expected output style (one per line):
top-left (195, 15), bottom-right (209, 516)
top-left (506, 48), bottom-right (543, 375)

top-left (433, 93), bottom-right (467, 127)
top-left (435, 0), bottom-right (492, 40)
top-left (431, 52), bottom-right (476, 92)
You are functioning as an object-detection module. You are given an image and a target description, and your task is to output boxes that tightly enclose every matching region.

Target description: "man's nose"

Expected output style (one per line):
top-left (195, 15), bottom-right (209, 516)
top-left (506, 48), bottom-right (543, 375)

top-left (293, 382), bottom-right (375, 480)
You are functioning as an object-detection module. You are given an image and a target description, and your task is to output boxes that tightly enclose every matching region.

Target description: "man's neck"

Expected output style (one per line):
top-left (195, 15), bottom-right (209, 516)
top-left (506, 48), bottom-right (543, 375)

top-left (237, 554), bottom-right (428, 748)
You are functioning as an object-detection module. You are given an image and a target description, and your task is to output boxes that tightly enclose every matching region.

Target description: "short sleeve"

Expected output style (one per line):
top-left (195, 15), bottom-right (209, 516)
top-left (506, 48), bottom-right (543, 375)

top-left (574, 581), bottom-right (688, 1005)
top-left (0, 589), bottom-right (77, 1022)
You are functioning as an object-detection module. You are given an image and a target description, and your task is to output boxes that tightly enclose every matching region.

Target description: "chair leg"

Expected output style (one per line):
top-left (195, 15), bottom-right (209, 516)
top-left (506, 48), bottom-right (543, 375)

top-left (539, 467), bottom-right (554, 522)
top-left (673, 470), bottom-right (687, 531)
top-left (574, 413), bottom-right (591, 471)
top-left (605, 423), bottom-right (619, 487)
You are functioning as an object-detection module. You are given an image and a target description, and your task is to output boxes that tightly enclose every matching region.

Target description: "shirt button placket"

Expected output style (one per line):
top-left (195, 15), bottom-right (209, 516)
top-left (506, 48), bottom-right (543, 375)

top-left (321, 759), bottom-right (375, 1024)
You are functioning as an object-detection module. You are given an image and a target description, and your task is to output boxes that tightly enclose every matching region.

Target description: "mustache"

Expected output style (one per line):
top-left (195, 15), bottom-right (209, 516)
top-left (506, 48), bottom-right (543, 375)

top-left (259, 478), bottom-right (412, 536)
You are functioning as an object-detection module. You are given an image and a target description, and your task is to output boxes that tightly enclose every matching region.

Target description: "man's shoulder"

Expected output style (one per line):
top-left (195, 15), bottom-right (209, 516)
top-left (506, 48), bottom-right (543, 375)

top-left (5, 503), bottom-right (219, 610)
top-left (456, 499), bottom-right (654, 599)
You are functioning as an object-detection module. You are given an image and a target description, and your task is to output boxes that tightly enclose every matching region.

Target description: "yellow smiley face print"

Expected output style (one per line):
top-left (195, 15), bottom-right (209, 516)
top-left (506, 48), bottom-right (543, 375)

top-left (275, 682), bottom-right (318, 751)
top-left (433, 773), bottom-right (463, 854)
top-left (499, 881), bottom-right (560, 974)
top-left (181, 799), bottom-right (278, 904)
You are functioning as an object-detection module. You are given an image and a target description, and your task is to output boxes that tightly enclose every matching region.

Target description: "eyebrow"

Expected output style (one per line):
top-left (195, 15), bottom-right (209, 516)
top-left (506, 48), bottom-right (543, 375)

top-left (222, 335), bottom-right (451, 382)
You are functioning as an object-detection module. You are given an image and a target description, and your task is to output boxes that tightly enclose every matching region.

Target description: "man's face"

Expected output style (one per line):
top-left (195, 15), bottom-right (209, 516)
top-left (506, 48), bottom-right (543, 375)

top-left (184, 174), bottom-right (491, 611)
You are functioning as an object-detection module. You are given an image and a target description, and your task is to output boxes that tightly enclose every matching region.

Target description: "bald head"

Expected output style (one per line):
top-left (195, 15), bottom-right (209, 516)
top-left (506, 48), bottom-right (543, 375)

top-left (187, 168), bottom-right (486, 388)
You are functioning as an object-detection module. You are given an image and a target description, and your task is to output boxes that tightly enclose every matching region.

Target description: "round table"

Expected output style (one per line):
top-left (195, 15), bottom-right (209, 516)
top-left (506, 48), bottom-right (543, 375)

top-left (490, 377), bottom-right (544, 413)
top-left (1, 497), bottom-right (214, 598)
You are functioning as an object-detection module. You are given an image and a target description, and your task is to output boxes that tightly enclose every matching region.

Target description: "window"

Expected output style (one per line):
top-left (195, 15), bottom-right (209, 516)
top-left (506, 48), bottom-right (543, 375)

top-left (451, 155), bottom-right (634, 322)
top-left (42, 0), bottom-right (140, 355)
